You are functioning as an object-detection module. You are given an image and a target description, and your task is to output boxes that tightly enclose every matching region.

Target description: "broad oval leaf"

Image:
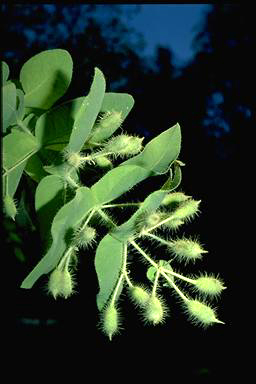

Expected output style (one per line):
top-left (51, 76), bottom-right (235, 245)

top-left (20, 49), bottom-right (73, 109)
top-left (3, 161), bottom-right (27, 199)
top-left (16, 89), bottom-right (25, 121)
top-left (121, 123), bottom-right (181, 175)
top-left (2, 82), bottom-right (16, 132)
top-left (3, 131), bottom-right (39, 173)
top-left (91, 164), bottom-right (150, 205)
top-left (112, 189), bottom-right (168, 242)
top-left (95, 234), bottom-right (123, 311)
top-left (35, 97), bottom-right (85, 150)
top-left (20, 187), bottom-right (96, 289)
top-left (24, 153), bottom-right (48, 183)
top-left (67, 67), bottom-right (106, 153)
top-left (35, 175), bottom-right (65, 249)
top-left (89, 92), bottom-right (134, 143)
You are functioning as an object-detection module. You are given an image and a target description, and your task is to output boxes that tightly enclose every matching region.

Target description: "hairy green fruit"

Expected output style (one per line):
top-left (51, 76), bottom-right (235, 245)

top-left (74, 225), bottom-right (96, 249)
top-left (48, 268), bottom-right (74, 299)
top-left (130, 285), bottom-right (150, 307)
top-left (161, 191), bottom-right (190, 207)
top-left (169, 238), bottom-right (208, 263)
top-left (185, 299), bottom-right (224, 327)
top-left (103, 134), bottom-right (143, 157)
top-left (173, 199), bottom-right (201, 221)
top-left (144, 295), bottom-right (166, 325)
top-left (194, 274), bottom-right (226, 296)
top-left (102, 305), bottom-right (119, 340)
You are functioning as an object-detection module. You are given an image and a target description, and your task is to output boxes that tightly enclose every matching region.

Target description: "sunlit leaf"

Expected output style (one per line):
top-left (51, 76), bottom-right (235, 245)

top-left (3, 131), bottom-right (39, 173)
top-left (2, 82), bottom-right (16, 132)
top-left (121, 123), bottom-right (181, 175)
top-left (20, 187), bottom-right (96, 289)
top-left (20, 49), bottom-right (73, 109)
top-left (67, 67), bottom-right (106, 153)
top-left (91, 164), bottom-right (150, 205)
top-left (95, 234), bottom-right (123, 311)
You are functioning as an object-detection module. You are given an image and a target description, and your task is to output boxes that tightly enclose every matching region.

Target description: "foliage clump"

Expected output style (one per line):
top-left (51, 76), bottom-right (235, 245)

top-left (2, 49), bottom-right (226, 340)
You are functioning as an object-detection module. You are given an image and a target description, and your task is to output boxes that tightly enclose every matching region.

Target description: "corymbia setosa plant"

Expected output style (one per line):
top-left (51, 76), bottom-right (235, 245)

top-left (2, 49), bottom-right (226, 340)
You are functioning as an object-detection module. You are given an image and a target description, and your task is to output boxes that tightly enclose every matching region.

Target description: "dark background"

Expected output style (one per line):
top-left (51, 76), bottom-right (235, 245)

top-left (2, 4), bottom-right (253, 380)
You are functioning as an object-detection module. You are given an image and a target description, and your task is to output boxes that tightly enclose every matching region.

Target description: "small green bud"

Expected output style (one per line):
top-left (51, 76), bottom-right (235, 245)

top-left (48, 268), bottom-right (74, 299)
top-left (95, 156), bottom-right (113, 168)
top-left (185, 299), bottom-right (224, 327)
top-left (169, 238), bottom-right (207, 263)
top-left (194, 274), bottom-right (226, 297)
top-left (103, 134), bottom-right (143, 157)
top-left (102, 304), bottom-right (119, 341)
top-left (4, 195), bottom-right (17, 220)
top-left (144, 295), bottom-right (166, 325)
top-left (161, 192), bottom-right (190, 207)
top-left (173, 199), bottom-right (201, 221)
top-left (74, 225), bottom-right (96, 249)
top-left (130, 285), bottom-right (150, 307)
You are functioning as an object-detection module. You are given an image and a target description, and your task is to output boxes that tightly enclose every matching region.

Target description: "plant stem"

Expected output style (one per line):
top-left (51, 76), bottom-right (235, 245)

top-left (129, 240), bottom-right (158, 269)
top-left (97, 209), bottom-right (117, 229)
top-left (110, 242), bottom-right (129, 305)
top-left (152, 266), bottom-right (160, 296)
top-left (161, 268), bottom-right (195, 285)
top-left (143, 232), bottom-right (172, 247)
top-left (102, 202), bottom-right (141, 209)
top-left (160, 269), bottom-right (189, 302)
top-left (17, 119), bottom-right (33, 135)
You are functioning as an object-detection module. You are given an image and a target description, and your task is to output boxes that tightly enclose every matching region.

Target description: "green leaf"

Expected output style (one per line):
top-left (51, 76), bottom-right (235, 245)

top-left (16, 89), bottom-right (25, 121)
top-left (24, 153), bottom-right (48, 183)
top-left (112, 189), bottom-right (168, 242)
top-left (147, 260), bottom-right (174, 283)
top-left (1, 61), bottom-right (9, 84)
top-left (20, 49), bottom-right (73, 109)
top-left (91, 164), bottom-right (150, 205)
top-left (23, 113), bottom-right (38, 133)
top-left (35, 175), bottom-right (66, 249)
top-left (95, 234), bottom-right (123, 311)
top-left (20, 187), bottom-right (96, 289)
top-left (3, 131), bottom-right (40, 173)
top-left (67, 68), bottom-right (106, 153)
top-left (2, 82), bottom-right (17, 132)
top-left (3, 161), bottom-right (27, 199)
top-left (121, 123), bottom-right (181, 175)
top-left (89, 92), bottom-right (134, 143)
top-left (35, 97), bottom-right (85, 150)
top-left (112, 163), bottom-right (182, 242)
top-left (161, 161), bottom-right (182, 191)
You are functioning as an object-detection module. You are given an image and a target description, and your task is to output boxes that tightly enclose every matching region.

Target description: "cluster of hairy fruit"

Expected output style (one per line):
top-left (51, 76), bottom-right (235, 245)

top-left (100, 192), bottom-right (226, 340)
